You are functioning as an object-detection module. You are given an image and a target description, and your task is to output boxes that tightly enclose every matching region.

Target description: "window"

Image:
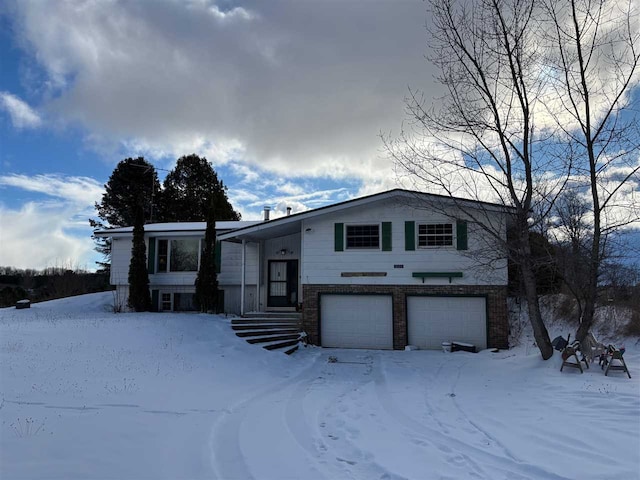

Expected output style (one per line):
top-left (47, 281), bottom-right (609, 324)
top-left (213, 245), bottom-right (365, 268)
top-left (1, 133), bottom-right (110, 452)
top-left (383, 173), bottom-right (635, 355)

top-left (157, 240), bottom-right (168, 272)
top-left (159, 292), bottom-right (197, 312)
top-left (161, 293), bottom-right (172, 311)
top-left (173, 293), bottom-right (196, 311)
top-left (156, 238), bottom-right (201, 272)
top-left (418, 223), bottom-right (453, 247)
top-left (346, 224), bottom-right (380, 249)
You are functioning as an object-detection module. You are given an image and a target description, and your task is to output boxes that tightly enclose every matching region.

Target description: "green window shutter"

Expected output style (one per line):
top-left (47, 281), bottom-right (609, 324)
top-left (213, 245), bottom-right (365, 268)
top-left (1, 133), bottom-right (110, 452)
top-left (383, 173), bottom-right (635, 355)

top-left (151, 289), bottom-right (159, 312)
top-left (334, 223), bottom-right (344, 251)
top-left (382, 222), bottom-right (392, 251)
top-left (215, 241), bottom-right (222, 273)
top-left (456, 220), bottom-right (468, 250)
top-left (147, 237), bottom-right (156, 273)
top-left (405, 221), bottom-right (415, 251)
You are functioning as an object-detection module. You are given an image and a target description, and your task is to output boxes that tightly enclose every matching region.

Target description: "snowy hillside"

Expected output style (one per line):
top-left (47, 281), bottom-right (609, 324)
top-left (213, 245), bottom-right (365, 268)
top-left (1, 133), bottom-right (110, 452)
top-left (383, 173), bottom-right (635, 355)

top-left (1, 293), bottom-right (638, 479)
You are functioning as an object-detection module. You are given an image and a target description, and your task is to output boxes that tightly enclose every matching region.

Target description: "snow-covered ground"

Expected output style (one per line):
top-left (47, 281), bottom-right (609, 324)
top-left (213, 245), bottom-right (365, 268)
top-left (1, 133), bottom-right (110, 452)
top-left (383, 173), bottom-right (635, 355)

top-left (1, 292), bottom-right (638, 480)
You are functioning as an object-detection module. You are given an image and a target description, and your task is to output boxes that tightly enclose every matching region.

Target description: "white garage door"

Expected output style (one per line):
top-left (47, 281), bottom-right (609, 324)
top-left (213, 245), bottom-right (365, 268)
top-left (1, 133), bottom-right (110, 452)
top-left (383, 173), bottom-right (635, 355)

top-left (320, 295), bottom-right (393, 349)
top-left (407, 296), bottom-right (487, 350)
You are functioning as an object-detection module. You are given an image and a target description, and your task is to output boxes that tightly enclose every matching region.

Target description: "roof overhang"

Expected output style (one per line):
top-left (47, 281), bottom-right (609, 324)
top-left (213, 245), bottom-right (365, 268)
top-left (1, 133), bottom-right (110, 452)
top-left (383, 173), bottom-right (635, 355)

top-left (217, 188), bottom-right (515, 243)
top-left (94, 221), bottom-right (260, 239)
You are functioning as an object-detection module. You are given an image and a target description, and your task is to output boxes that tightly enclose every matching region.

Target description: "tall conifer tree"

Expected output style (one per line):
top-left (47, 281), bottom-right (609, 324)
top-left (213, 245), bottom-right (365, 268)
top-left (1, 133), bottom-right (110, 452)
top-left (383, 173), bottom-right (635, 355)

top-left (127, 205), bottom-right (151, 312)
top-left (195, 205), bottom-right (219, 313)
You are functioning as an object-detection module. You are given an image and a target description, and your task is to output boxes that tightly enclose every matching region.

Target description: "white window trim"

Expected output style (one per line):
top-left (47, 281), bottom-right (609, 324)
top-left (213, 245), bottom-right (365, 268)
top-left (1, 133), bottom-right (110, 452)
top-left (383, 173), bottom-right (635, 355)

top-left (416, 222), bottom-right (455, 249)
top-left (160, 292), bottom-right (173, 311)
top-left (155, 237), bottom-right (203, 273)
top-left (345, 222), bottom-right (382, 251)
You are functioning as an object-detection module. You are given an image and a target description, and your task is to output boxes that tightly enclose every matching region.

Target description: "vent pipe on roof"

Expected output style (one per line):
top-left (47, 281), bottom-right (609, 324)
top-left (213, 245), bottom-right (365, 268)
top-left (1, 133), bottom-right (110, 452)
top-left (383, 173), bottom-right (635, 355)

top-left (286, 206), bottom-right (292, 216)
top-left (263, 206), bottom-right (271, 221)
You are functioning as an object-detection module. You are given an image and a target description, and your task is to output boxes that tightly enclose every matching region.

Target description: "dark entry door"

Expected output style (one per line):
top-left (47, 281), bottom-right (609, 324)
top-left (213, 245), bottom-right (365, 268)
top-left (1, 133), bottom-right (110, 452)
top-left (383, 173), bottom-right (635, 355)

top-left (268, 260), bottom-right (298, 308)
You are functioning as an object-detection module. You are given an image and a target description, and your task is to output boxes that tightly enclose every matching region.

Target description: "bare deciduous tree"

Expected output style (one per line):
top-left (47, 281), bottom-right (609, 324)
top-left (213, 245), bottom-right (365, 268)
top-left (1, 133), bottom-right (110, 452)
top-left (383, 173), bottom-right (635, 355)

top-left (543, 0), bottom-right (640, 341)
top-left (386, 0), bottom-right (560, 359)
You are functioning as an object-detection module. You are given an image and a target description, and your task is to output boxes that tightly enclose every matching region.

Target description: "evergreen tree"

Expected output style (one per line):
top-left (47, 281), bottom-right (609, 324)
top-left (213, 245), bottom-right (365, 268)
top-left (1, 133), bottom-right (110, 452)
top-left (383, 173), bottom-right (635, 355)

top-left (163, 154), bottom-right (240, 222)
top-left (90, 157), bottom-right (162, 270)
top-left (127, 206), bottom-right (151, 312)
top-left (195, 206), bottom-right (219, 313)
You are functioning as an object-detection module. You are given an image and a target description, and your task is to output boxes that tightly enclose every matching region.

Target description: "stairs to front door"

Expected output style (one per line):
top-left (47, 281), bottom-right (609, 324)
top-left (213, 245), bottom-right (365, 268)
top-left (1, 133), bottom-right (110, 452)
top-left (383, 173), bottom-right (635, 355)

top-left (231, 312), bottom-right (302, 355)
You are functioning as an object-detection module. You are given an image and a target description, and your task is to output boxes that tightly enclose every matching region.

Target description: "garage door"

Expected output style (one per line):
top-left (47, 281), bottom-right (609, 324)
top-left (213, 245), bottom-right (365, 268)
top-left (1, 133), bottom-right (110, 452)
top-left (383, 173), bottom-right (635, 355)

top-left (320, 294), bottom-right (393, 349)
top-left (407, 296), bottom-right (487, 350)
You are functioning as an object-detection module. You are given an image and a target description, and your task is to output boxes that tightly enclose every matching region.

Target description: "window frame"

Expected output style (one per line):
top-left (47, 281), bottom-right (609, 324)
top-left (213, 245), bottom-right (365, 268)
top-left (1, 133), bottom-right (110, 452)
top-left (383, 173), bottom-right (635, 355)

top-left (154, 237), bottom-right (203, 273)
top-left (417, 222), bottom-right (455, 248)
top-left (345, 223), bottom-right (381, 250)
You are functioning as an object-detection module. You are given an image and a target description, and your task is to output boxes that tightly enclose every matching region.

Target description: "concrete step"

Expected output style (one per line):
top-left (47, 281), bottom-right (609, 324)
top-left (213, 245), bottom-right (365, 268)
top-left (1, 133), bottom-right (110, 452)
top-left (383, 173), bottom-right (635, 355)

top-left (232, 317), bottom-right (300, 325)
top-left (283, 344), bottom-right (299, 355)
top-left (232, 323), bottom-right (299, 331)
top-left (246, 333), bottom-right (300, 344)
top-left (235, 328), bottom-right (299, 337)
top-left (243, 312), bottom-right (301, 319)
top-left (263, 339), bottom-right (299, 351)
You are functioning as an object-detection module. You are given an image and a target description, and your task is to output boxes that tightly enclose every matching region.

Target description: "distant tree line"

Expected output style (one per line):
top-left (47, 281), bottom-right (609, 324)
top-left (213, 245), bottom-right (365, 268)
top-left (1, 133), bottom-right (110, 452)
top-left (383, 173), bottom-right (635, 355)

top-left (90, 154), bottom-right (240, 312)
top-left (0, 266), bottom-right (110, 308)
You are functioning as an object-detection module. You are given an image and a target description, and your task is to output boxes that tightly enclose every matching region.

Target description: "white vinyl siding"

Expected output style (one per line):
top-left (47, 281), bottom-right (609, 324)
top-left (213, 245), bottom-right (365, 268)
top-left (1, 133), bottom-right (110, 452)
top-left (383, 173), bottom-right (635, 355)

top-left (301, 200), bottom-right (507, 286)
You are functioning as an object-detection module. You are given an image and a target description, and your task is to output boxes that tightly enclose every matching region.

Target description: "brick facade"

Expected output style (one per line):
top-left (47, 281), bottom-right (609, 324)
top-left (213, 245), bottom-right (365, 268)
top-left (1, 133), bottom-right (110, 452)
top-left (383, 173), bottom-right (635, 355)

top-left (302, 284), bottom-right (509, 350)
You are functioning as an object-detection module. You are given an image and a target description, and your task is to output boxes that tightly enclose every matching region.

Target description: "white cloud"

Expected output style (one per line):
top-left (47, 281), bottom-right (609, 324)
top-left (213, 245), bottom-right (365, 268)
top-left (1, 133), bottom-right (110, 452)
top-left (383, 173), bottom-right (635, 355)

top-left (7, 0), bottom-right (432, 180)
top-left (0, 174), bottom-right (105, 270)
top-left (0, 174), bottom-right (104, 206)
top-left (0, 91), bottom-right (42, 129)
top-left (0, 202), bottom-right (95, 270)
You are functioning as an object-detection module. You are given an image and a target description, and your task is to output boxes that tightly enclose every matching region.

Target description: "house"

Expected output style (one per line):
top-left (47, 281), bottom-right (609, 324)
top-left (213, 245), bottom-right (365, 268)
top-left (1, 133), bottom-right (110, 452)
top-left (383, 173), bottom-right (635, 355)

top-left (96, 189), bottom-right (511, 351)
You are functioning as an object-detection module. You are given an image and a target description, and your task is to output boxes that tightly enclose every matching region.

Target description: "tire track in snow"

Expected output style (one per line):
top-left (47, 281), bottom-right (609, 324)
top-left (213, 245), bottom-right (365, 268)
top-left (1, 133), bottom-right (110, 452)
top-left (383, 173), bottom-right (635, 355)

top-left (310, 354), bottom-right (409, 480)
top-left (210, 353), bottom-right (329, 480)
top-left (374, 356), bottom-right (572, 480)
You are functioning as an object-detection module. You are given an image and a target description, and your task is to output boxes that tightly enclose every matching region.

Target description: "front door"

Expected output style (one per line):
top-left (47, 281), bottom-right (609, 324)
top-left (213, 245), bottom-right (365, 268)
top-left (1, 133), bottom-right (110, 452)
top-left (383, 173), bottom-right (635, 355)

top-left (268, 260), bottom-right (298, 308)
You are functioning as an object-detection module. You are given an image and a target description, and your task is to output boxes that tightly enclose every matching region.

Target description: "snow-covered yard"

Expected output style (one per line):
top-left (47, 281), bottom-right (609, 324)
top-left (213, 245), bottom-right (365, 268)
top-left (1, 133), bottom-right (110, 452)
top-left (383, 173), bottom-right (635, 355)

top-left (1, 292), bottom-right (638, 480)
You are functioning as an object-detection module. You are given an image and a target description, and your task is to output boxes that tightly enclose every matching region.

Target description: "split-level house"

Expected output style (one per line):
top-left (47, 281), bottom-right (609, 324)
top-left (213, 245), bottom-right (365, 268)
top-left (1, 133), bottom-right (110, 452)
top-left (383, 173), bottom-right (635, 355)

top-left (96, 189), bottom-right (511, 351)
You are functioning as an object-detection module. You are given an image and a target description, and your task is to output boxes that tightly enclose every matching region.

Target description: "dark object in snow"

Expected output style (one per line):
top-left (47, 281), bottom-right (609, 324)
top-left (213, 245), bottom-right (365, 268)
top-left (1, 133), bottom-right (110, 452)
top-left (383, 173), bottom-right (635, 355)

top-left (451, 342), bottom-right (476, 353)
top-left (560, 340), bottom-right (585, 374)
top-left (552, 336), bottom-right (568, 351)
top-left (15, 299), bottom-right (30, 309)
top-left (327, 356), bottom-right (338, 363)
top-left (600, 345), bottom-right (631, 378)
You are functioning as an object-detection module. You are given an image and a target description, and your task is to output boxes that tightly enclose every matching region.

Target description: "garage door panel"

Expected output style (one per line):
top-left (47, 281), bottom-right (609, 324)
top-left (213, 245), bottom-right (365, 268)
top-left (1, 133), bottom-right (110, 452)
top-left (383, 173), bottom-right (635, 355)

top-left (321, 295), bottom-right (393, 350)
top-left (408, 296), bottom-right (486, 350)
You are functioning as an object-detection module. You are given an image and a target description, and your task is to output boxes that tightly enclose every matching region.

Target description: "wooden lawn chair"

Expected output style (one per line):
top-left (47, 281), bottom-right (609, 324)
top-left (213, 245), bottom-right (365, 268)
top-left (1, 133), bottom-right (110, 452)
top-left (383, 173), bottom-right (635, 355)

top-left (604, 347), bottom-right (632, 378)
top-left (560, 342), bottom-right (584, 373)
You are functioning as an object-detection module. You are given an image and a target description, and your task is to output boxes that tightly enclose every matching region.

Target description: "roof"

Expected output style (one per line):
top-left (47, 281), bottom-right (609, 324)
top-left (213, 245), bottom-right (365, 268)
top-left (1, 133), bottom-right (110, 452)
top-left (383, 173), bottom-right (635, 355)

top-left (217, 188), bottom-right (514, 242)
top-left (94, 220), bottom-right (260, 237)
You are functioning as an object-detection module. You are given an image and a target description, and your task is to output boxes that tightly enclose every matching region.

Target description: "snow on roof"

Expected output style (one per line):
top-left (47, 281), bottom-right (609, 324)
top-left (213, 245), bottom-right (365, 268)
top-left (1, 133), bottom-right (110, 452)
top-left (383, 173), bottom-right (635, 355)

top-left (94, 220), bottom-right (260, 236)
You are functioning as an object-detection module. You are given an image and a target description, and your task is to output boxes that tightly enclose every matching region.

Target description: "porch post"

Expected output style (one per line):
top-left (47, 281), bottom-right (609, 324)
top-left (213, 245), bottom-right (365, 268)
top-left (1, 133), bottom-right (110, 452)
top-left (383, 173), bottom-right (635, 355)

top-left (240, 239), bottom-right (246, 316)
top-left (256, 241), bottom-right (261, 312)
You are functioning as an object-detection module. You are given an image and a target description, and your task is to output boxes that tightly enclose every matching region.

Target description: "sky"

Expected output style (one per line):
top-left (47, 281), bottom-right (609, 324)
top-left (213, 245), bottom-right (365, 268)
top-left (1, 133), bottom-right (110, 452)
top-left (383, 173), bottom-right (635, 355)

top-left (0, 0), bottom-right (638, 271)
top-left (0, 0), bottom-right (439, 270)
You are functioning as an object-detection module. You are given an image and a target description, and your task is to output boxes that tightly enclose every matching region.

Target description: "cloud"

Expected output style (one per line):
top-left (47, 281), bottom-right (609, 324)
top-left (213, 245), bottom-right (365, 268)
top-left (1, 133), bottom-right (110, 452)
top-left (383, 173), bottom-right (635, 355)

top-left (0, 201), bottom-right (95, 270)
top-left (0, 91), bottom-right (42, 128)
top-left (0, 174), bottom-right (104, 206)
top-left (7, 0), bottom-right (433, 180)
top-left (0, 174), bottom-right (105, 270)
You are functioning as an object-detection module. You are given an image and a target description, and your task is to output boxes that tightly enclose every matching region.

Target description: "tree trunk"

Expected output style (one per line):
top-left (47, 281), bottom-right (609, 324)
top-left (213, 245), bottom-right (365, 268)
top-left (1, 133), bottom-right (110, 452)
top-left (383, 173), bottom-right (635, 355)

top-left (519, 233), bottom-right (554, 359)
top-left (576, 229), bottom-right (600, 342)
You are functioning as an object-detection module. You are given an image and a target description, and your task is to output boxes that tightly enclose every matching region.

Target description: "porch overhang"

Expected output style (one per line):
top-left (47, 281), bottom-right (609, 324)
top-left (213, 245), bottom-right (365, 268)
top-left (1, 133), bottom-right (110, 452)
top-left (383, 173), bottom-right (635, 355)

top-left (217, 218), bottom-right (304, 242)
